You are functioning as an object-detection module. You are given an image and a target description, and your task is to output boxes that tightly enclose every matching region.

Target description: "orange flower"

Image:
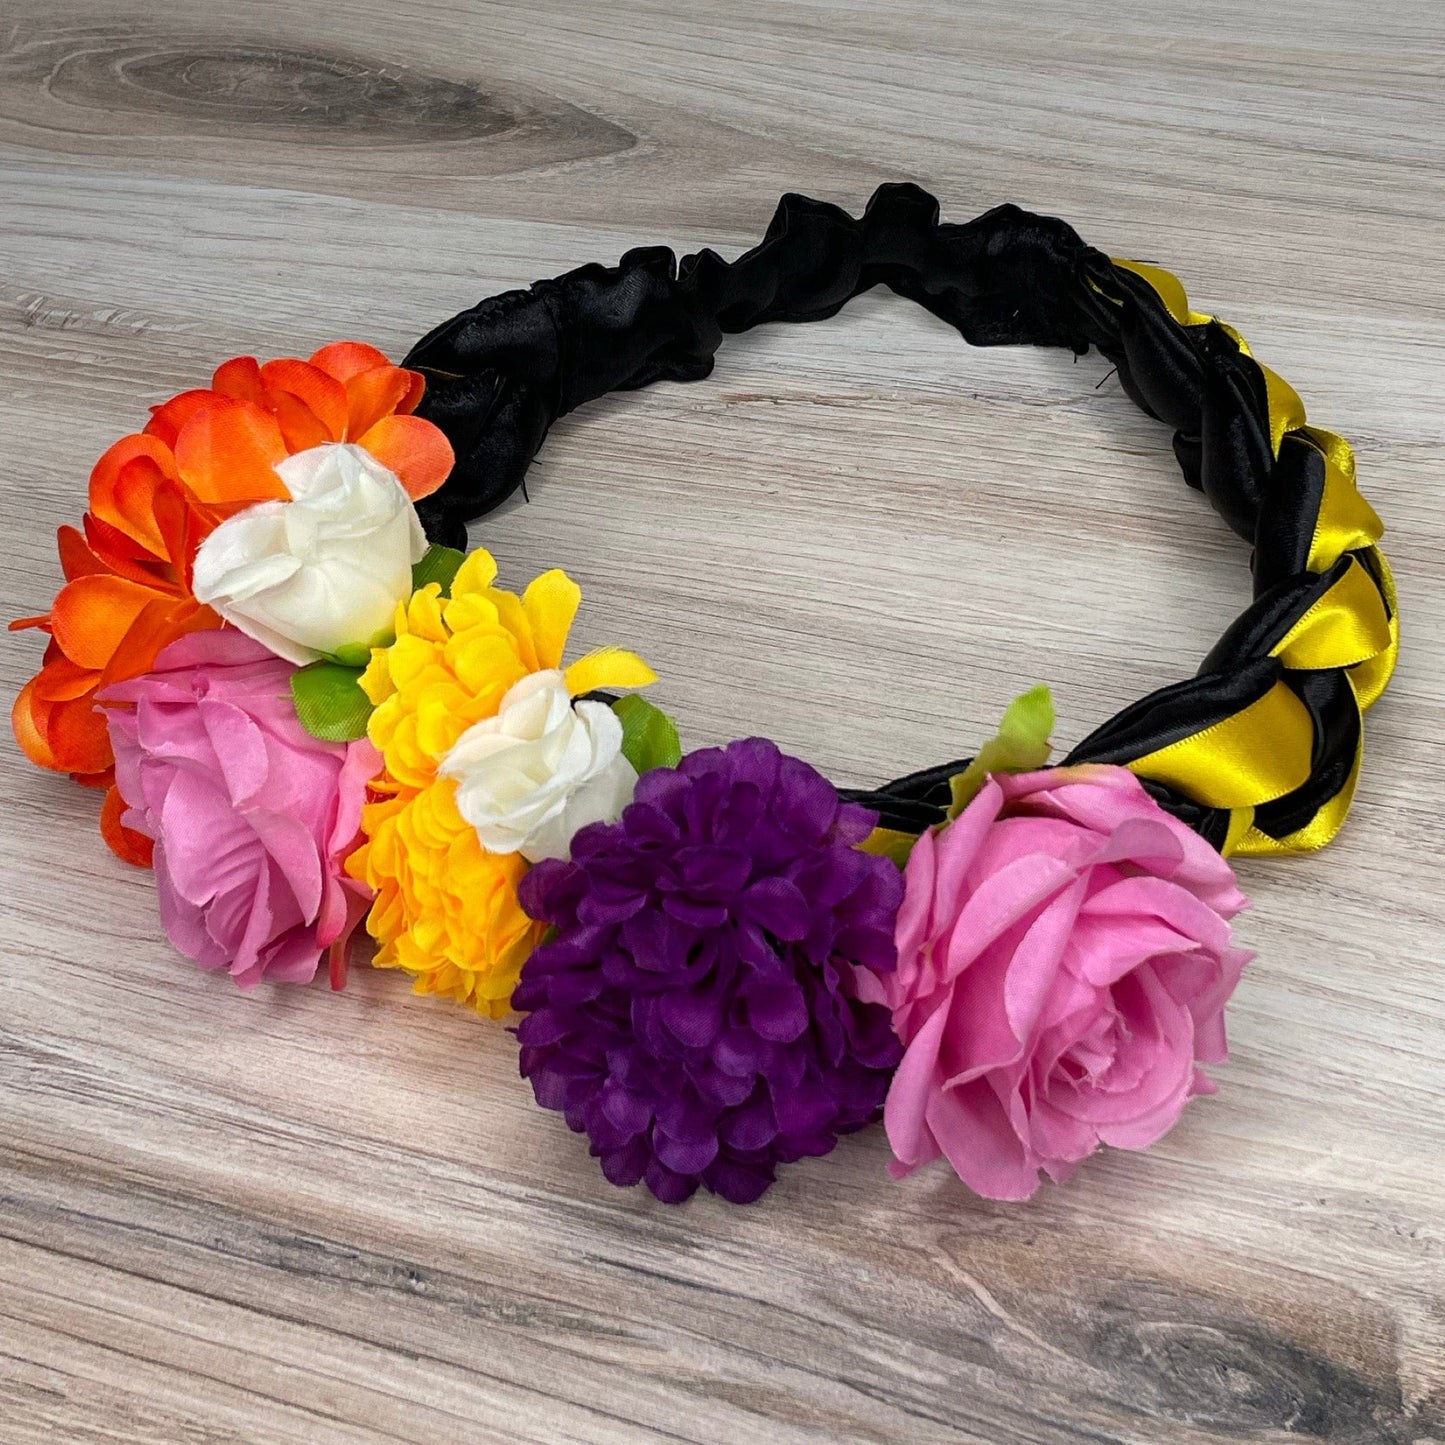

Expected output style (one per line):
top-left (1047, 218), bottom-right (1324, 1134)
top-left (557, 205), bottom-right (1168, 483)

top-left (12, 341), bottom-right (454, 861)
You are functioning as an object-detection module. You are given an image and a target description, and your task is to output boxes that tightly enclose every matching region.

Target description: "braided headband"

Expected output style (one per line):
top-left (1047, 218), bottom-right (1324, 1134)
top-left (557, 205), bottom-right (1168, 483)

top-left (12, 185), bottom-right (1396, 1205)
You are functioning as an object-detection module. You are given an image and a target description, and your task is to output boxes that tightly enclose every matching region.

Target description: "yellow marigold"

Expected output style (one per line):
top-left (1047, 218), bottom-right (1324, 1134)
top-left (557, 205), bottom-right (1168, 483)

top-left (347, 548), bottom-right (655, 1018)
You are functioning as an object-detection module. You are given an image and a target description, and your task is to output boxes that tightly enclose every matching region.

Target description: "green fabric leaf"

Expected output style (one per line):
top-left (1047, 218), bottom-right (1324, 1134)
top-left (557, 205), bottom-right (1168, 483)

top-left (411, 544), bottom-right (467, 597)
top-left (325, 641), bottom-right (375, 669)
top-left (859, 826), bottom-right (920, 869)
top-left (947, 685), bottom-right (1055, 820)
top-left (291, 661), bottom-right (374, 743)
top-left (612, 694), bottom-right (682, 775)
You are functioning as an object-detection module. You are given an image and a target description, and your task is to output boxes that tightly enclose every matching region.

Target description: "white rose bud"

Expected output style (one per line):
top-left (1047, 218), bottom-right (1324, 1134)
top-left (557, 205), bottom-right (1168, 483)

top-left (439, 670), bottom-right (639, 863)
top-left (191, 441), bottom-right (427, 665)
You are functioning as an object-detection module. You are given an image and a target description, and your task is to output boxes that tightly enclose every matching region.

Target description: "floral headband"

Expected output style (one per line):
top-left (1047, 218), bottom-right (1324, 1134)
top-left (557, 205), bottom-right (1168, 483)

top-left (12, 185), bottom-right (1396, 1206)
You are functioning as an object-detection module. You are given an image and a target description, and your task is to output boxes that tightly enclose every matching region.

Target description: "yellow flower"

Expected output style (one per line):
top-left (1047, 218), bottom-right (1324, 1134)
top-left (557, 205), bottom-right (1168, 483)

top-left (347, 548), bottom-right (655, 1017)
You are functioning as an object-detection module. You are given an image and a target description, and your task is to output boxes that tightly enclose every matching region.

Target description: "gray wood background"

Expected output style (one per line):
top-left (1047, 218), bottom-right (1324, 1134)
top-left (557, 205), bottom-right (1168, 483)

top-left (1, 3), bottom-right (1441, 1441)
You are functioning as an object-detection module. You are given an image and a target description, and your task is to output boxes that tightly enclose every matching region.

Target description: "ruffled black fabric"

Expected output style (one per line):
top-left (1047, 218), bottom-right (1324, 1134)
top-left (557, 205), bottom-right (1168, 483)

top-left (405, 183), bottom-right (1388, 850)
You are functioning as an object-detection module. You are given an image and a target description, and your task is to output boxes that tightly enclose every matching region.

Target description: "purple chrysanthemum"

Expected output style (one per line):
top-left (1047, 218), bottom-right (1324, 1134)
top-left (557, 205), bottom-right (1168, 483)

top-left (513, 738), bottom-right (905, 1204)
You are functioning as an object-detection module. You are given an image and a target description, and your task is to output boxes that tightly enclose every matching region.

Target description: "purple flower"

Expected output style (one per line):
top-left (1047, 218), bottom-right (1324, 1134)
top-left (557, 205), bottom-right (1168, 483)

top-left (514, 738), bottom-right (905, 1205)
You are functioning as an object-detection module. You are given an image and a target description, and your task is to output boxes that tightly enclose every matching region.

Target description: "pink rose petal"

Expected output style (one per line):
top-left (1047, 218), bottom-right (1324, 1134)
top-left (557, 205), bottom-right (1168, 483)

top-left (1002, 875), bottom-right (1088, 1042)
top-left (941, 853), bottom-right (1076, 984)
top-left (883, 997), bottom-right (950, 1169)
top-left (1082, 875), bottom-right (1234, 953)
top-left (197, 697), bottom-right (270, 807)
top-left (927, 1077), bottom-right (1039, 1202)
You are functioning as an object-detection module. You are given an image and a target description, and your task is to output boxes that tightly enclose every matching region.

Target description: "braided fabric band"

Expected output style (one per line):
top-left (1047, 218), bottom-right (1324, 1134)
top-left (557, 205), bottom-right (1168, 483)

top-left (404, 183), bottom-right (1397, 859)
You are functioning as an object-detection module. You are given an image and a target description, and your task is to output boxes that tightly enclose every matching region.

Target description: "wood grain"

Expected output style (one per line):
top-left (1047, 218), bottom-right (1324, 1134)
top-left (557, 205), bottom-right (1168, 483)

top-left (1, 2), bottom-right (1442, 1441)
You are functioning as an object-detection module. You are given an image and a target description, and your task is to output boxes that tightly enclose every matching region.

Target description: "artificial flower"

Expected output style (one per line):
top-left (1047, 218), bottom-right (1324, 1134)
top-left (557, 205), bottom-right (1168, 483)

top-left (439, 669), bottom-right (638, 862)
top-left (346, 549), bottom-right (655, 1018)
top-left (513, 738), bottom-right (905, 1205)
top-left (191, 442), bottom-right (428, 665)
top-left (99, 630), bottom-right (380, 989)
top-left (863, 765), bottom-right (1251, 1200)
top-left (11, 440), bottom-right (225, 790)
top-left (11, 341), bottom-right (453, 854)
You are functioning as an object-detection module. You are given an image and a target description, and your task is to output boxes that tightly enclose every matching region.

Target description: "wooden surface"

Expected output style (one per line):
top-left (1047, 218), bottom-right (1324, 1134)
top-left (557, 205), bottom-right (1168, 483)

top-left (1, 2), bottom-right (1442, 1441)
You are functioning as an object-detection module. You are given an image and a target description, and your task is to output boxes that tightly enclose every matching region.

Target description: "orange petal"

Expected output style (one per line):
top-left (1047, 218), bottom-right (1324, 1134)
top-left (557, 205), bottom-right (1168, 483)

top-left (151, 477), bottom-right (218, 584)
top-left (16, 662), bottom-right (111, 777)
top-left (72, 765), bottom-right (115, 790)
top-left (310, 340), bottom-right (393, 384)
top-left (50, 574), bottom-right (165, 671)
top-left (58, 524), bottom-right (108, 582)
top-left (173, 397), bottom-right (289, 505)
top-left (356, 413), bottom-right (454, 500)
top-left (82, 513), bottom-right (174, 590)
top-left (40, 690), bottom-right (113, 775)
top-left (101, 784), bottom-right (155, 867)
top-left (260, 358), bottom-right (348, 442)
top-left (89, 434), bottom-right (179, 553)
top-left (98, 597), bottom-right (223, 688)
top-left (269, 390), bottom-right (334, 453)
top-left (12, 675), bottom-right (60, 770)
top-left (395, 367), bottom-right (425, 416)
top-left (109, 456), bottom-right (173, 554)
top-left (32, 653), bottom-right (101, 703)
top-left (146, 389), bottom-right (220, 449)
top-left (212, 356), bottom-right (265, 404)
top-left (344, 364), bottom-right (416, 441)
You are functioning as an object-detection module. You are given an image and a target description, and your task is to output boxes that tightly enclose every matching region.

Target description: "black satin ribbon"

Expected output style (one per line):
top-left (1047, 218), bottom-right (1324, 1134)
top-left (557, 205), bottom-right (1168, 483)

top-left (404, 184), bottom-right (1391, 853)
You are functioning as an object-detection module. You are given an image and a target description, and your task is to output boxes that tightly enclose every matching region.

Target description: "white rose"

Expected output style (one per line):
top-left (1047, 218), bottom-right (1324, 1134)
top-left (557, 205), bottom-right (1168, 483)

top-left (439, 670), bottom-right (638, 863)
top-left (191, 441), bottom-right (427, 665)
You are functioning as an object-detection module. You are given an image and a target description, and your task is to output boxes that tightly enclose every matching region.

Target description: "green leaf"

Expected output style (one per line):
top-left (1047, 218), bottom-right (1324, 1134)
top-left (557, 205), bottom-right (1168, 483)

top-left (859, 826), bottom-right (920, 869)
top-left (326, 641), bottom-right (375, 669)
top-left (411, 544), bottom-right (467, 597)
top-left (612, 694), bottom-right (682, 775)
top-left (291, 661), bottom-right (374, 743)
top-left (946, 685), bottom-right (1055, 820)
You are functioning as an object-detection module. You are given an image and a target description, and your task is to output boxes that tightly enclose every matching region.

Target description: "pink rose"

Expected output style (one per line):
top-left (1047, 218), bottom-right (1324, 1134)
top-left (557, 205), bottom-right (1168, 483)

top-left (99, 631), bottom-right (379, 989)
top-left (868, 765), bottom-right (1251, 1200)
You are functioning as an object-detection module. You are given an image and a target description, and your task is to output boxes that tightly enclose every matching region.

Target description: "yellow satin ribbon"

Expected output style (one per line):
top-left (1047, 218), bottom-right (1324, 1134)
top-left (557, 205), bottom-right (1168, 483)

top-left (1272, 555), bottom-right (1392, 672)
top-left (1301, 426), bottom-right (1385, 570)
top-left (1259, 365), bottom-right (1305, 457)
top-left (1126, 681), bottom-right (1314, 810)
top-left (1348, 549), bottom-right (1398, 711)
top-left (1108, 259), bottom-right (1398, 856)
